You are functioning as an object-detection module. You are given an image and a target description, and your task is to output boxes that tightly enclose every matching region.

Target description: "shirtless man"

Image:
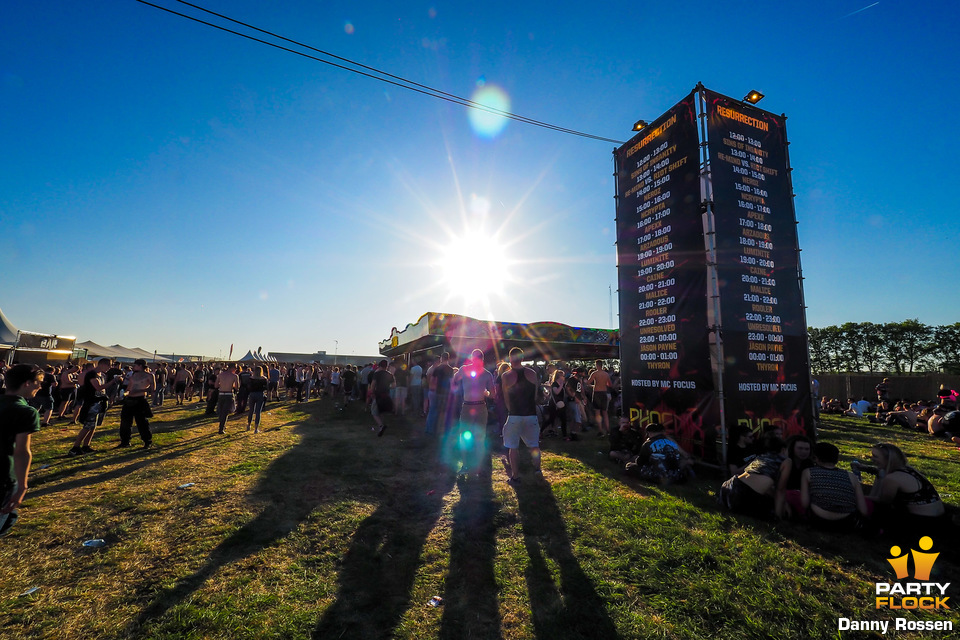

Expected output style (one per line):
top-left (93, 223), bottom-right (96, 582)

top-left (173, 364), bottom-right (193, 406)
top-left (55, 364), bottom-right (79, 421)
top-left (215, 364), bottom-right (240, 434)
top-left (119, 359), bottom-right (156, 449)
top-left (452, 349), bottom-right (494, 477)
top-left (500, 348), bottom-right (542, 484)
top-left (587, 360), bottom-right (612, 437)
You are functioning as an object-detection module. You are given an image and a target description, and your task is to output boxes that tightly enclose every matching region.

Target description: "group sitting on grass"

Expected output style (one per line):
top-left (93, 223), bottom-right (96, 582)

top-left (717, 434), bottom-right (949, 537)
top-left (605, 411), bottom-right (952, 537)
top-left (824, 383), bottom-right (960, 446)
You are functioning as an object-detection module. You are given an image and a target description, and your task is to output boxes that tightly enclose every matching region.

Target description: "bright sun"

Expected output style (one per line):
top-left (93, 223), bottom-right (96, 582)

top-left (438, 230), bottom-right (512, 304)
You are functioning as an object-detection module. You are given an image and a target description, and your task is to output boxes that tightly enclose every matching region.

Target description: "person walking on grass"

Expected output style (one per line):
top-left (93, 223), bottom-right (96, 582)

top-left (247, 365), bottom-right (269, 433)
top-left (451, 349), bottom-right (494, 478)
top-left (425, 352), bottom-right (454, 438)
top-left (587, 359), bottom-right (612, 437)
top-left (369, 360), bottom-right (394, 437)
top-left (0, 364), bottom-right (43, 538)
top-left (68, 358), bottom-right (112, 456)
top-left (409, 358), bottom-right (423, 417)
top-left (54, 363), bottom-right (79, 422)
top-left (268, 363), bottom-right (281, 401)
top-left (28, 365), bottom-right (56, 427)
top-left (215, 364), bottom-right (240, 434)
top-left (500, 348), bottom-right (542, 485)
top-left (173, 364), bottom-right (193, 406)
top-left (119, 359), bottom-right (156, 449)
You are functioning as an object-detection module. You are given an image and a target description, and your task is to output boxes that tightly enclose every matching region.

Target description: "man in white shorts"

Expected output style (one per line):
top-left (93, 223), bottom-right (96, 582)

top-left (500, 348), bottom-right (541, 484)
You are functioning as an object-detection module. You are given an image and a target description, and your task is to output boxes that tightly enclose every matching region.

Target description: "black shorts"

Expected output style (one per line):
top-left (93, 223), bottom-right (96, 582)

top-left (592, 392), bottom-right (610, 411)
top-left (268, 381), bottom-right (279, 392)
top-left (175, 381), bottom-right (187, 393)
top-left (29, 395), bottom-right (54, 412)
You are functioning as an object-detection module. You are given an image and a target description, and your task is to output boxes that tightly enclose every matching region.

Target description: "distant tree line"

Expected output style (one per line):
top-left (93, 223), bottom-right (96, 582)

top-left (807, 321), bottom-right (960, 375)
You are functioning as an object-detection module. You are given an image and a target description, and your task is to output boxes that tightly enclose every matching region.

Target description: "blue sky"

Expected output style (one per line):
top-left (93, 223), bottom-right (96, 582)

top-left (2, 1), bottom-right (957, 358)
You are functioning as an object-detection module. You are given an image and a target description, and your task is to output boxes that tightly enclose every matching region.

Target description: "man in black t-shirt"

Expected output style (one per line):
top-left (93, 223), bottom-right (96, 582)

top-left (425, 352), bottom-right (454, 437)
top-left (726, 424), bottom-right (757, 477)
top-left (1, 364), bottom-right (43, 538)
top-left (369, 360), bottom-right (395, 437)
top-left (609, 416), bottom-right (645, 465)
top-left (341, 366), bottom-right (357, 403)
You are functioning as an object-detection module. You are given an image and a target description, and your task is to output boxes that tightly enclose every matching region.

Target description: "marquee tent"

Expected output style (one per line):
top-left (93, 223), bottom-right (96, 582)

top-left (76, 341), bottom-right (171, 363)
top-left (238, 349), bottom-right (277, 362)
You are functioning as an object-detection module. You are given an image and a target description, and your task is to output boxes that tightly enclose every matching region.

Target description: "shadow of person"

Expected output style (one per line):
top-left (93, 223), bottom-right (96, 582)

top-left (514, 475), bottom-right (621, 640)
top-left (119, 401), bottom-right (455, 639)
top-left (312, 470), bottom-right (456, 639)
top-left (29, 433), bottom-right (222, 500)
top-left (438, 455), bottom-right (504, 640)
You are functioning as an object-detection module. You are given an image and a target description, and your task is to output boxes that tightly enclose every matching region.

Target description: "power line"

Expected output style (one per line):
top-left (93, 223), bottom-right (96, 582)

top-left (131, 0), bottom-right (626, 144)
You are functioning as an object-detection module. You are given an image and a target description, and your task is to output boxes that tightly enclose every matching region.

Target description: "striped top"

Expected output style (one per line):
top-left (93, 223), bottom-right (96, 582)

top-left (808, 466), bottom-right (857, 514)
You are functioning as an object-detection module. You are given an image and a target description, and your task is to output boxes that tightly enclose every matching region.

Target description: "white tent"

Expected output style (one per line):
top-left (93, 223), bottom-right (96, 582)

top-left (76, 342), bottom-right (170, 363)
top-left (0, 307), bottom-right (19, 346)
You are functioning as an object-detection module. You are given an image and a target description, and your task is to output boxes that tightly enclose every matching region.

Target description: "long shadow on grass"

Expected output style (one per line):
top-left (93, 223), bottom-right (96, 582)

top-left (438, 456), bottom-right (504, 640)
top-left (513, 477), bottom-right (621, 640)
top-left (312, 458), bottom-right (457, 639)
top-left (120, 403), bottom-right (456, 639)
top-left (29, 433), bottom-right (222, 499)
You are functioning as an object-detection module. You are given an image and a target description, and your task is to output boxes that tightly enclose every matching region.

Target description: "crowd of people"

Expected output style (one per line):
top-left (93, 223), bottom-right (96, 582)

top-left (820, 379), bottom-right (960, 445)
top-left (0, 352), bottom-right (623, 537)
top-left (1, 356), bottom-right (955, 542)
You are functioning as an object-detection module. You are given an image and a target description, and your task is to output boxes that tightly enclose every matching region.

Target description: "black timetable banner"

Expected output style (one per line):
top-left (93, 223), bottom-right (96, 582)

top-left (615, 92), bottom-right (716, 455)
top-left (704, 89), bottom-right (813, 439)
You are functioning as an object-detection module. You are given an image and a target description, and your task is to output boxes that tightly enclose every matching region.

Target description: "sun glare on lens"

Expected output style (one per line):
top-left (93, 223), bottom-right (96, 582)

top-left (438, 230), bottom-right (512, 305)
top-left (468, 85), bottom-right (510, 138)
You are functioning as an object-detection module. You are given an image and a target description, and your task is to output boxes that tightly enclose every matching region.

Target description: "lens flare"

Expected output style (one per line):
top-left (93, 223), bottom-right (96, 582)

top-left (344, 22), bottom-right (355, 35)
top-left (438, 230), bottom-right (511, 305)
top-left (468, 85), bottom-right (510, 138)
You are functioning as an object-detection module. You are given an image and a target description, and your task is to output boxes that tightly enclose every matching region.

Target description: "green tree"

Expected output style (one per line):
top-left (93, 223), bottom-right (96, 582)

top-left (839, 322), bottom-right (864, 372)
top-left (933, 323), bottom-right (960, 372)
top-left (859, 322), bottom-right (886, 373)
top-left (808, 327), bottom-right (830, 374)
top-left (883, 320), bottom-right (934, 374)
top-left (821, 325), bottom-right (844, 373)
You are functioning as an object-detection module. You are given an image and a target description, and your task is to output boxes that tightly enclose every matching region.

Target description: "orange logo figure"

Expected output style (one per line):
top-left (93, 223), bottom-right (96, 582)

top-left (887, 546), bottom-right (910, 580)
top-left (911, 536), bottom-right (939, 581)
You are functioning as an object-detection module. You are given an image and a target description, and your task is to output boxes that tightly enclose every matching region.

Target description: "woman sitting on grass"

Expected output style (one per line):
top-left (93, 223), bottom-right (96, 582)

top-left (800, 442), bottom-right (868, 532)
top-left (719, 435), bottom-right (785, 518)
top-left (868, 443), bottom-right (947, 536)
top-left (774, 435), bottom-right (814, 519)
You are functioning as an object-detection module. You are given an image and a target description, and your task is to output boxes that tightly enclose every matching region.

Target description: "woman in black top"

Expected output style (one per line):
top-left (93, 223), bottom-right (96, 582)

top-left (544, 370), bottom-right (568, 438)
top-left (775, 435), bottom-right (813, 519)
top-left (869, 443), bottom-right (947, 537)
top-left (247, 365), bottom-right (269, 433)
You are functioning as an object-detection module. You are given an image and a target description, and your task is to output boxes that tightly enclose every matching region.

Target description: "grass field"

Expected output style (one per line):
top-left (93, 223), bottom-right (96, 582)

top-left (1, 395), bottom-right (958, 639)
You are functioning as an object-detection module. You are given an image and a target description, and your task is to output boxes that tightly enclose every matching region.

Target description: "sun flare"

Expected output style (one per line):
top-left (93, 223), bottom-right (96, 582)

top-left (438, 230), bottom-right (512, 305)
